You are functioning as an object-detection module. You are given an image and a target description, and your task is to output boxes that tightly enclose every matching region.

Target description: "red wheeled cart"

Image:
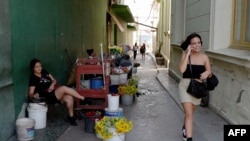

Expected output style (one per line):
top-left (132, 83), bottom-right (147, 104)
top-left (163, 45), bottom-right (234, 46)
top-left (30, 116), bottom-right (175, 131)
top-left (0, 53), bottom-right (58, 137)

top-left (75, 58), bottom-right (113, 110)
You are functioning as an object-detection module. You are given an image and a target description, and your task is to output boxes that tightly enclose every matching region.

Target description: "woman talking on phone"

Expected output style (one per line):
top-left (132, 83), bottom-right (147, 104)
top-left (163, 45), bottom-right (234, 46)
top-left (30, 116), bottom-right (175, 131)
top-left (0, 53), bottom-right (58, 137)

top-left (178, 33), bottom-right (212, 141)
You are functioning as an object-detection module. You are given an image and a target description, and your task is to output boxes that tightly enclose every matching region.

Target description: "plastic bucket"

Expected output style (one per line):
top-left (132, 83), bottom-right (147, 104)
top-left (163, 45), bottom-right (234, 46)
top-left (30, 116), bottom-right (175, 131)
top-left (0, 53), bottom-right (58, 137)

top-left (104, 128), bottom-right (125, 141)
top-left (29, 103), bottom-right (46, 109)
top-left (16, 118), bottom-right (35, 141)
top-left (80, 80), bottom-right (90, 89)
top-left (27, 105), bottom-right (48, 129)
top-left (104, 108), bottom-right (123, 117)
top-left (119, 73), bottom-right (128, 84)
top-left (110, 75), bottom-right (120, 85)
top-left (83, 115), bottom-right (99, 133)
top-left (90, 78), bottom-right (103, 89)
top-left (121, 95), bottom-right (133, 106)
top-left (107, 94), bottom-right (120, 111)
top-left (104, 134), bottom-right (125, 141)
top-left (132, 67), bottom-right (137, 74)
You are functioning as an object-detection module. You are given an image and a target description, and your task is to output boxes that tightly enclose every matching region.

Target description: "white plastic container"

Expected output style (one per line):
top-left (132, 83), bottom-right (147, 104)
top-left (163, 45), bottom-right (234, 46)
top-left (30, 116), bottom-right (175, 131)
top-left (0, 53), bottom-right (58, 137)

top-left (105, 62), bottom-right (111, 76)
top-left (27, 104), bottom-right (48, 129)
top-left (80, 80), bottom-right (90, 89)
top-left (16, 118), bottom-right (35, 141)
top-left (29, 103), bottom-right (46, 109)
top-left (119, 73), bottom-right (128, 84)
top-left (104, 107), bottom-right (123, 117)
top-left (107, 94), bottom-right (120, 111)
top-left (110, 75), bottom-right (120, 85)
top-left (104, 128), bottom-right (125, 141)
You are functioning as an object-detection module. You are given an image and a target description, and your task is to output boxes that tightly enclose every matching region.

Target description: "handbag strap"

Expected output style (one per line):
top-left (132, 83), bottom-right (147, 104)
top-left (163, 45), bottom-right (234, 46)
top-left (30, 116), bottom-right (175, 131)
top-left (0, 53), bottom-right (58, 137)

top-left (189, 56), bottom-right (207, 85)
top-left (188, 56), bottom-right (194, 80)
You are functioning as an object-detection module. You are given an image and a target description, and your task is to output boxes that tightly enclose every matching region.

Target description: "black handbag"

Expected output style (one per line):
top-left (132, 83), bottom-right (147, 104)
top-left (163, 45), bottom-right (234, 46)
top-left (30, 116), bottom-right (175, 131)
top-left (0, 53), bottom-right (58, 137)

top-left (186, 56), bottom-right (208, 98)
top-left (206, 74), bottom-right (219, 90)
top-left (187, 79), bottom-right (208, 98)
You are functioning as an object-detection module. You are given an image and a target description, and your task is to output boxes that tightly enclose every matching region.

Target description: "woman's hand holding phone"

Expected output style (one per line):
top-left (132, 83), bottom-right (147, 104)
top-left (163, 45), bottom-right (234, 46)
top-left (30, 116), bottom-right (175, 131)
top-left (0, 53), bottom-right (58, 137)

top-left (186, 45), bottom-right (193, 55)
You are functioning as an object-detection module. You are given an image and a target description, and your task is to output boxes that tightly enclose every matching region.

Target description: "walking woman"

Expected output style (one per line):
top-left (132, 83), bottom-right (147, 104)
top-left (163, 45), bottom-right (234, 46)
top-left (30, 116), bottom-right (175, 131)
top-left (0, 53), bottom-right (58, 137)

top-left (140, 43), bottom-right (146, 60)
top-left (133, 42), bottom-right (138, 60)
top-left (28, 58), bottom-right (85, 126)
top-left (178, 33), bottom-right (211, 141)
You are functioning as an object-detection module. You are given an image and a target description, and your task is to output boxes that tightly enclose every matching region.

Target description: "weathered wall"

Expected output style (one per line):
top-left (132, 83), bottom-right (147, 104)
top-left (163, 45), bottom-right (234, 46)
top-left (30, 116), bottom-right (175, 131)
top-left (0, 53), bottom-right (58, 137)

top-left (209, 57), bottom-right (250, 124)
top-left (170, 0), bottom-right (250, 124)
top-left (0, 0), bottom-right (16, 140)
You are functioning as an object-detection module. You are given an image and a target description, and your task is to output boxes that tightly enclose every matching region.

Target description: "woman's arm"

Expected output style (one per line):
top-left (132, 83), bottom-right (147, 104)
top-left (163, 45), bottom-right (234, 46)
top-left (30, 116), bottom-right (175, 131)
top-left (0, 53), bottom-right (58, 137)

top-left (28, 86), bottom-right (39, 98)
top-left (48, 74), bottom-right (57, 92)
top-left (200, 54), bottom-right (212, 80)
top-left (179, 45), bottom-right (192, 73)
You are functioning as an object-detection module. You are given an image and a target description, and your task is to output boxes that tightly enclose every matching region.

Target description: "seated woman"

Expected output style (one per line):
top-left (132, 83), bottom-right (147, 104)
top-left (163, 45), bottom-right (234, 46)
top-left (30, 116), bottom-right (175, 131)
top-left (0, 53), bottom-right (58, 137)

top-left (85, 49), bottom-right (102, 79)
top-left (86, 48), bottom-right (97, 59)
top-left (28, 58), bottom-right (85, 126)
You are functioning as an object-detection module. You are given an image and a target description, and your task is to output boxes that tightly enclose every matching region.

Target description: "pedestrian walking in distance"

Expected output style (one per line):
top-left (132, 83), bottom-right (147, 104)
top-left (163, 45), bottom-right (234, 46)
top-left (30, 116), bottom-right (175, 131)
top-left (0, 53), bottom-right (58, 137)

top-left (140, 43), bottom-right (146, 60)
top-left (133, 42), bottom-right (138, 60)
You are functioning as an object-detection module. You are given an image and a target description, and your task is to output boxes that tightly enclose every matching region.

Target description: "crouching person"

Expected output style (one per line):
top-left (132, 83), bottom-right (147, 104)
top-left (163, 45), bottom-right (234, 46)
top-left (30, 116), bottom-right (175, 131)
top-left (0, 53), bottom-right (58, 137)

top-left (28, 58), bottom-right (85, 126)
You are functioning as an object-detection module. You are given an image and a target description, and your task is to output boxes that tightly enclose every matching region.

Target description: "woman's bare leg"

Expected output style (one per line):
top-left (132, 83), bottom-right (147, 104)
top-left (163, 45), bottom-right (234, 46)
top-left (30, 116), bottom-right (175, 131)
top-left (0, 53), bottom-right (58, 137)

top-left (55, 86), bottom-right (84, 100)
top-left (182, 102), bottom-right (196, 138)
top-left (62, 95), bottom-right (74, 117)
top-left (62, 95), bottom-right (77, 126)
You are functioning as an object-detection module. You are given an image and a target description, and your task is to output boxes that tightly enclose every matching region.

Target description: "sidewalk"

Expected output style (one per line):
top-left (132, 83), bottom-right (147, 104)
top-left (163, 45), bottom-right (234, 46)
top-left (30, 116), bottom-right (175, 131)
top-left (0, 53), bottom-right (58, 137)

top-left (156, 69), bottom-right (228, 141)
top-left (154, 52), bottom-right (228, 141)
top-left (56, 52), bottom-right (228, 141)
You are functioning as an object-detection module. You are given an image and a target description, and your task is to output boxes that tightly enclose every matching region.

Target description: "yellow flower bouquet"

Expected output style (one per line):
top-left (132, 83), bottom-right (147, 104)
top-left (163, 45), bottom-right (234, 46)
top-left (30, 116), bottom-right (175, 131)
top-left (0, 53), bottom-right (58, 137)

top-left (118, 75), bottom-right (139, 95)
top-left (94, 116), bottom-right (133, 139)
top-left (108, 45), bottom-right (123, 55)
top-left (118, 85), bottom-right (137, 95)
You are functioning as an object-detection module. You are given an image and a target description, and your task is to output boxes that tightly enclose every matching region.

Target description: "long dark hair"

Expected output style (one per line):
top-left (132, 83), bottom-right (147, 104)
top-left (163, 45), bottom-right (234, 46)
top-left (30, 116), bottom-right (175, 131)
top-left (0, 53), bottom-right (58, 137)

top-left (30, 58), bottom-right (41, 72)
top-left (180, 32), bottom-right (203, 50)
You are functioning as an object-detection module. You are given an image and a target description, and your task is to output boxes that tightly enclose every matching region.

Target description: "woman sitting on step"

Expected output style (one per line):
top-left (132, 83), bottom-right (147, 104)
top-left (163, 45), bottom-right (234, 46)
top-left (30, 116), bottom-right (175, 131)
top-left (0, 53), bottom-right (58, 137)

top-left (28, 58), bottom-right (85, 126)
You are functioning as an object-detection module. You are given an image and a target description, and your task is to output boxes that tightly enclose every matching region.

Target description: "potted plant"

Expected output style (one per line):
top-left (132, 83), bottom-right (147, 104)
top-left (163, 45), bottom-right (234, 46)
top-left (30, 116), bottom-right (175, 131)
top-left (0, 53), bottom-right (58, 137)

top-left (155, 42), bottom-right (164, 65)
top-left (94, 116), bottom-right (133, 141)
top-left (118, 76), bottom-right (139, 105)
top-left (118, 85), bottom-right (137, 96)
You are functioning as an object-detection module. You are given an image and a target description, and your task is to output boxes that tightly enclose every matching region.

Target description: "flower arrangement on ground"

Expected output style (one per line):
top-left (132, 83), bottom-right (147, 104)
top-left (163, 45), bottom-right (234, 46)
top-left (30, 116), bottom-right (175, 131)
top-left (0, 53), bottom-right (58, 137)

top-left (127, 75), bottom-right (139, 86)
top-left (118, 75), bottom-right (139, 95)
top-left (118, 85), bottom-right (137, 95)
top-left (94, 116), bottom-right (133, 139)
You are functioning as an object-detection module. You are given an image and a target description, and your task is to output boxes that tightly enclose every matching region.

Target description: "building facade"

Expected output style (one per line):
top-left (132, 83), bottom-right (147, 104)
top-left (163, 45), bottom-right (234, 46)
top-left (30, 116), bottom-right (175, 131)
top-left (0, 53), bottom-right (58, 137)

top-left (169, 0), bottom-right (250, 124)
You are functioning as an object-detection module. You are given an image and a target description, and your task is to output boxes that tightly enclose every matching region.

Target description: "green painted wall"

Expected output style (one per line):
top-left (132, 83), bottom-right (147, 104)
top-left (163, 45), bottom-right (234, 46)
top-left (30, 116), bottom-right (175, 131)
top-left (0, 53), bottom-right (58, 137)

top-left (0, 0), bottom-right (109, 140)
top-left (0, 0), bottom-right (16, 140)
top-left (11, 0), bottom-right (108, 113)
